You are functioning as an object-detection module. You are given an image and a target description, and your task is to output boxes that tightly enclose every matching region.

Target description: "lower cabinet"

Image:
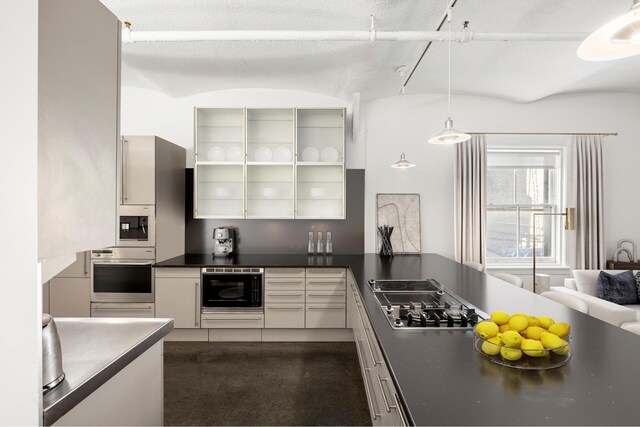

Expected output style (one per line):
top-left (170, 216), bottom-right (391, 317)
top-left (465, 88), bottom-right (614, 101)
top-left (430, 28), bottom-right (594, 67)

top-left (306, 304), bottom-right (346, 328)
top-left (264, 304), bottom-right (305, 328)
top-left (155, 268), bottom-right (201, 328)
top-left (350, 274), bottom-right (408, 427)
top-left (264, 268), bottom-right (306, 328)
top-left (305, 268), bottom-right (346, 329)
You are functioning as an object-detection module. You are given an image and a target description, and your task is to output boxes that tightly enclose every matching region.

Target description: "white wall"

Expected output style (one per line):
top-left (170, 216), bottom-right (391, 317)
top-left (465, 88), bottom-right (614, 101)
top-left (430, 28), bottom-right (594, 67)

top-left (364, 92), bottom-right (640, 267)
top-left (0, 0), bottom-right (41, 424)
top-left (120, 87), bottom-right (365, 169)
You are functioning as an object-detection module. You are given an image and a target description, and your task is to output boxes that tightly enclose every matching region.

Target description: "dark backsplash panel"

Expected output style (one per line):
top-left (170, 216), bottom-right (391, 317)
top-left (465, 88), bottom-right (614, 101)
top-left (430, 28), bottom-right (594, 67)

top-left (185, 169), bottom-right (365, 254)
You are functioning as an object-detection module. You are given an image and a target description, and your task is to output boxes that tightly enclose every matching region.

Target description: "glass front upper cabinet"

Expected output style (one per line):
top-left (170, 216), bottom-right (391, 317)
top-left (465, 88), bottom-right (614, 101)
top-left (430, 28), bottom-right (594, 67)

top-left (194, 107), bottom-right (345, 219)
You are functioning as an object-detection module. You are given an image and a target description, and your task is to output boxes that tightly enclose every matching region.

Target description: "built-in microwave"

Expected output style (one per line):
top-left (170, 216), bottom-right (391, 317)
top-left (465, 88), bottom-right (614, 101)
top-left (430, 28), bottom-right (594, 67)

top-left (117, 205), bottom-right (155, 247)
top-left (91, 247), bottom-right (155, 303)
top-left (201, 267), bottom-right (263, 311)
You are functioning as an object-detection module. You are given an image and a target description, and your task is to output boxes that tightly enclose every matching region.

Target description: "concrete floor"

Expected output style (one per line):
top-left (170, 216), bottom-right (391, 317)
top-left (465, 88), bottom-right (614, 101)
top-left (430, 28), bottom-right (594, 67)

top-left (163, 341), bottom-right (372, 426)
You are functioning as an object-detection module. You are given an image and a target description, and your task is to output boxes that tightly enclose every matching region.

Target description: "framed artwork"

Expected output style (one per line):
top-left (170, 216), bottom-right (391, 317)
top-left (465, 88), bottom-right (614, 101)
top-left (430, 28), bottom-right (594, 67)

top-left (376, 193), bottom-right (422, 254)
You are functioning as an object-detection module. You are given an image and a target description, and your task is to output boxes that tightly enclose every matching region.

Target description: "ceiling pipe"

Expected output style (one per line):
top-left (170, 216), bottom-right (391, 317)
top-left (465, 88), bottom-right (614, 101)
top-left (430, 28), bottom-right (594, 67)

top-left (122, 29), bottom-right (588, 44)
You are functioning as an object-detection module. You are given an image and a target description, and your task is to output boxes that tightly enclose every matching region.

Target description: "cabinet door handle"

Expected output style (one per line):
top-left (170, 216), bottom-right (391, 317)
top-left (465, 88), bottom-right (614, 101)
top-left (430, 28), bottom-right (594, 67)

top-left (307, 292), bottom-right (345, 297)
top-left (356, 339), bottom-right (380, 421)
top-left (84, 251), bottom-right (89, 276)
top-left (266, 293), bottom-right (303, 297)
top-left (393, 393), bottom-right (408, 427)
top-left (121, 137), bottom-right (127, 203)
top-left (194, 282), bottom-right (199, 327)
top-left (376, 375), bottom-right (397, 413)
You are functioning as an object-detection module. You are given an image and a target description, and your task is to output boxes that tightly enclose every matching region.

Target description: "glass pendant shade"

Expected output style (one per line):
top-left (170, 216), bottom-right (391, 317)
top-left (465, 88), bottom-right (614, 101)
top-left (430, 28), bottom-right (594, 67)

top-left (578, 1), bottom-right (640, 61)
top-left (391, 153), bottom-right (416, 169)
top-left (428, 118), bottom-right (471, 145)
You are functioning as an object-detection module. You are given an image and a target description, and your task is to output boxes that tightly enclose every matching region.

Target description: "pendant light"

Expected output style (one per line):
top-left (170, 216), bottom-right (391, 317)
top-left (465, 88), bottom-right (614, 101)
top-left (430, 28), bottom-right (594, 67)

top-left (578, 0), bottom-right (640, 61)
top-left (429, 9), bottom-right (470, 145)
top-left (391, 153), bottom-right (416, 169)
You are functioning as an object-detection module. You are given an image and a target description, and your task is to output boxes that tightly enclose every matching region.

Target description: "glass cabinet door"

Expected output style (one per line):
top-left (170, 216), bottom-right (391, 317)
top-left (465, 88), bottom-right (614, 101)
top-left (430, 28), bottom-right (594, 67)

top-left (195, 164), bottom-right (245, 218)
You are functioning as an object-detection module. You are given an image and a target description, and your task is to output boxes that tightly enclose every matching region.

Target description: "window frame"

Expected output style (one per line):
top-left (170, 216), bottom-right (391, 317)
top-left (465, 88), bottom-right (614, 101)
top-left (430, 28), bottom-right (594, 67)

top-left (485, 147), bottom-right (566, 267)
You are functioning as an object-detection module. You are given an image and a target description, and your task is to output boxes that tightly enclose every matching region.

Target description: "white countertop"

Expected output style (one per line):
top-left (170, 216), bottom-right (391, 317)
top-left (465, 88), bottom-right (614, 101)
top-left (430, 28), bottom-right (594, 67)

top-left (43, 317), bottom-right (173, 425)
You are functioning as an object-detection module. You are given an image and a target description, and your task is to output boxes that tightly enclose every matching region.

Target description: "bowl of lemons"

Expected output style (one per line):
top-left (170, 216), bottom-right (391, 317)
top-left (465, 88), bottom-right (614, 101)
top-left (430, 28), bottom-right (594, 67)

top-left (473, 311), bottom-right (571, 370)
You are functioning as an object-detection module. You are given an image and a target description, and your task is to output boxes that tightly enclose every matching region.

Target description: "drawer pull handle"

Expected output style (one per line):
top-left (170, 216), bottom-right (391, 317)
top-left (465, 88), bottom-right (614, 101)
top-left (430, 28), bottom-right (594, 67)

top-left (307, 280), bottom-right (344, 285)
top-left (376, 375), bottom-right (397, 413)
top-left (268, 307), bottom-right (303, 311)
top-left (393, 393), bottom-right (409, 427)
top-left (203, 317), bottom-right (263, 321)
top-left (267, 293), bottom-right (303, 296)
top-left (307, 306), bottom-right (344, 310)
top-left (307, 292), bottom-right (345, 296)
top-left (356, 339), bottom-right (380, 421)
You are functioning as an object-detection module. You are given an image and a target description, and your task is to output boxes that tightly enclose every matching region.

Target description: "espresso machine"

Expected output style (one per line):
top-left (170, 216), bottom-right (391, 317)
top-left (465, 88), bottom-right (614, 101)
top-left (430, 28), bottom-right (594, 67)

top-left (213, 227), bottom-right (235, 257)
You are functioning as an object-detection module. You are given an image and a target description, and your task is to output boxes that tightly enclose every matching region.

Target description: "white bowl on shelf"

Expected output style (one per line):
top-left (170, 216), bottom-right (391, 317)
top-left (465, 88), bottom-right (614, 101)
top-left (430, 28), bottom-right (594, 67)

top-left (320, 147), bottom-right (340, 162)
top-left (226, 146), bottom-right (243, 162)
top-left (273, 146), bottom-right (292, 162)
top-left (301, 146), bottom-right (320, 162)
top-left (262, 187), bottom-right (280, 199)
top-left (255, 146), bottom-right (273, 162)
top-left (310, 187), bottom-right (327, 199)
top-left (207, 146), bottom-right (226, 162)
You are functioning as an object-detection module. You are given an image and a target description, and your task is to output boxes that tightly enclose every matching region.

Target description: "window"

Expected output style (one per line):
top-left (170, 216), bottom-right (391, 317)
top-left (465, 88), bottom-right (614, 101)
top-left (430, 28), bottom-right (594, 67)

top-left (486, 149), bottom-right (563, 266)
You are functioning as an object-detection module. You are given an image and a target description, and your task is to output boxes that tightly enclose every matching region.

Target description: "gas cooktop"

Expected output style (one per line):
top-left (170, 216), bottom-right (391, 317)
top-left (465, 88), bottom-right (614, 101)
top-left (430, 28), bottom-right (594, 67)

top-left (369, 279), bottom-right (488, 330)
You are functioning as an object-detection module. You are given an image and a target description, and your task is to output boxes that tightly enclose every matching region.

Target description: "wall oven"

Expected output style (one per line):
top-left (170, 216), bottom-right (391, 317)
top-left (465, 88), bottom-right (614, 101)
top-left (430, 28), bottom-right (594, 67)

top-left (91, 247), bottom-right (155, 303)
top-left (201, 267), bottom-right (263, 311)
top-left (117, 205), bottom-right (155, 247)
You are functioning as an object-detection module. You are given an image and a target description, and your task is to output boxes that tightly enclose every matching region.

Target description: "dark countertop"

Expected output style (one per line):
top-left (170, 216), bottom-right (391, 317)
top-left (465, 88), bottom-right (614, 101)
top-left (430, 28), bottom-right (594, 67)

top-left (43, 318), bottom-right (174, 426)
top-left (156, 253), bottom-right (640, 425)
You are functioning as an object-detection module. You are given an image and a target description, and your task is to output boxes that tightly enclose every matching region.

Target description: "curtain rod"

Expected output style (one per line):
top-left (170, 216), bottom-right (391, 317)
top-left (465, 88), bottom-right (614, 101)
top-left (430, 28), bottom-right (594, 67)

top-left (469, 132), bottom-right (618, 136)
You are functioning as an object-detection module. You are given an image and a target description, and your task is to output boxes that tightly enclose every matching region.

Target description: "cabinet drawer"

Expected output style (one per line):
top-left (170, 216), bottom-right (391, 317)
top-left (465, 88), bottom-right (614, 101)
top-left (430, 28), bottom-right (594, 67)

top-left (306, 268), bottom-right (346, 278)
top-left (265, 268), bottom-right (305, 278)
top-left (265, 290), bottom-right (305, 303)
top-left (306, 278), bottom-right (346, 292)
top-left (265, 304), bottom-right (305, 328)
top-left (306, 290), bottom-right (346, 304)
top-left (305, 304), bottom-right (346, 328)
top-left (155, 268), bottom-right (200, 278)
top-left (201, 313), bottom-right (264, 329)
top-left (265, 277), bottom-right (305, 291)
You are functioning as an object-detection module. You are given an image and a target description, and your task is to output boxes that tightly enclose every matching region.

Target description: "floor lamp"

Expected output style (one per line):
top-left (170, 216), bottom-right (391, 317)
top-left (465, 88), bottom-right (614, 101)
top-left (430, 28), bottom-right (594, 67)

top-left (532, 208), bottom-right (576, 294)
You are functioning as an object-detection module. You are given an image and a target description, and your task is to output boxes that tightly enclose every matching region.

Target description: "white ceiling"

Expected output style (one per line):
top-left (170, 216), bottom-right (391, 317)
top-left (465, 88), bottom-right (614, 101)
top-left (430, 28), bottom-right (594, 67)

top-left (101, 0), bottom-right (640, 102)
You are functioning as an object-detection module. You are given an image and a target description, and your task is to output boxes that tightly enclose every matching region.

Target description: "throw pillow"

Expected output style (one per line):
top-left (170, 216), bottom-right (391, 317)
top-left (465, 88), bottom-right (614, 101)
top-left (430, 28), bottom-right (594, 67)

top-left (597, 270), bottom-right (639, 305)
top-left (635, 271), bottom-right (640, 302)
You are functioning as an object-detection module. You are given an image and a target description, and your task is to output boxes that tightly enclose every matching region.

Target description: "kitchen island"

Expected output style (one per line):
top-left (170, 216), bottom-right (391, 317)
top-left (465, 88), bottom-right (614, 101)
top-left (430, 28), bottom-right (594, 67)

top-left (156, 253), bottom-right (640, 425)
top-left (43, 318), bottom-right (173, 426)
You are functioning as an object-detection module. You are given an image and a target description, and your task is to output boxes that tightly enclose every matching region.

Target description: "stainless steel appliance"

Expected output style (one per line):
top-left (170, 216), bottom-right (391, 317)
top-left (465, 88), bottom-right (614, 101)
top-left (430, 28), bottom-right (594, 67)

top-left (42, 314), bottom-right (65, 392)
top-left (213, 227), bottom-right (235, 257)
top-left (91, 247), bottom-right (155, 304)
top-left (116, 205), bottom-right (156, 247)
top-left (369, 279), bottom-right (487, 329)
top-left (201, 267), bottom-right (263, 311)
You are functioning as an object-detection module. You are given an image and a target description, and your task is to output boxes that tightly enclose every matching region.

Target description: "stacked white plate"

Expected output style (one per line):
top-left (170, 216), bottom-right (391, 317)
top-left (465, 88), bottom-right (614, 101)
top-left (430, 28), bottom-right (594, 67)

top-left (301, 147), bottom-right (320, 162)
top-left (255, 147), bottom-right (273, 162)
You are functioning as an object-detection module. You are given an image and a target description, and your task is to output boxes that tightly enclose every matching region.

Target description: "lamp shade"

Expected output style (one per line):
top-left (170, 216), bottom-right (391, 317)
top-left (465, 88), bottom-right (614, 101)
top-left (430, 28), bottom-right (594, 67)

top-left (391, 153), bottom-right (416, 169)
top-left (578, 2), bottom-right (640, 61)
top-left (428, 118), bottom-right (471, 145)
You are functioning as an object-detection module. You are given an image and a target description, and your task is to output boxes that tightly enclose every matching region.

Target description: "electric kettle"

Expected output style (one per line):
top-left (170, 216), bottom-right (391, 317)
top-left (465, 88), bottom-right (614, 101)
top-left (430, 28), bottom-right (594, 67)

top-left (42, 314), bottom-right (65, 392)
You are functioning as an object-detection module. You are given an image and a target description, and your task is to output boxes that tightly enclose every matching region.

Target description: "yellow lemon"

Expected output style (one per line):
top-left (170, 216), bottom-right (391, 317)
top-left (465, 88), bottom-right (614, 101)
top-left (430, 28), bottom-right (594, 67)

top-left (508, 315), bottom-right (529, 333)
top-left (520, 339), bottom-right (548, 357)
top-left (481, 336), bottom-right (503, 356)
top-left (490, 311), bottom-right (511, 326)
top-left (537, 316), bottom-right (555, 329)
top-left (475, 321), bottom-right (499, 339)
top-left (500, 330), bottom-right (523, 348)
top-left (540, 331), bottom-right (569, 354)
top-left (527, 316), bottom-right (541, 327)
top-left (548, 322), bottom-right (570, 338)
top-left (499, 323), bottom-right (510, 333)
top-left (512, 312), bottom-right (528, 318)
top-left (524, 326), bottom-right (546, 340)
top-left (500, 346), bottom-right (523, 361)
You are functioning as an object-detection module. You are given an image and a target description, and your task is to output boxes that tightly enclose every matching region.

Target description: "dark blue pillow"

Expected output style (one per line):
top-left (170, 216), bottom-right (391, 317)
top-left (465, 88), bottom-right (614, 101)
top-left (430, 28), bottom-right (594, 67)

top-left (597, 271), bottom-right (639, 305)
top-left (635, 271), bottom-right (640, 302)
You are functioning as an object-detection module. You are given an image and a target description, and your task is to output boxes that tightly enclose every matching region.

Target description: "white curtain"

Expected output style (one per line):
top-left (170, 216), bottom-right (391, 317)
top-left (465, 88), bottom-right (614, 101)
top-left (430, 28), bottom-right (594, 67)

top-left (572, 134), bottom-right (606, 269)
top-left (454, 134), bottom-right (486, 264)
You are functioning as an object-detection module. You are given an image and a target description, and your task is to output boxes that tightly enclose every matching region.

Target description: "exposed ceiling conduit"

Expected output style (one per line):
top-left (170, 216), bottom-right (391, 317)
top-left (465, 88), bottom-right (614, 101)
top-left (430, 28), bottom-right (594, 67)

top-left (122, 29), bottom-right (587, 44)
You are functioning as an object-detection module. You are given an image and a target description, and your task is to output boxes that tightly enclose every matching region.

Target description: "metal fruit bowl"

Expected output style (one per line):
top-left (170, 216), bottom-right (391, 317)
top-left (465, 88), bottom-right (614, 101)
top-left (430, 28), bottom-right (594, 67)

top-left (473, 327), bottom-right (571, 370)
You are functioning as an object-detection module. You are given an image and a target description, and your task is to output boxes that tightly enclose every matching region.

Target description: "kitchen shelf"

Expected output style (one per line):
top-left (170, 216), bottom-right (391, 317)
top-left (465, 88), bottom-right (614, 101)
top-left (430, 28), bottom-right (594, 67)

top-left (194, 107), bottom-right (344, 219)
